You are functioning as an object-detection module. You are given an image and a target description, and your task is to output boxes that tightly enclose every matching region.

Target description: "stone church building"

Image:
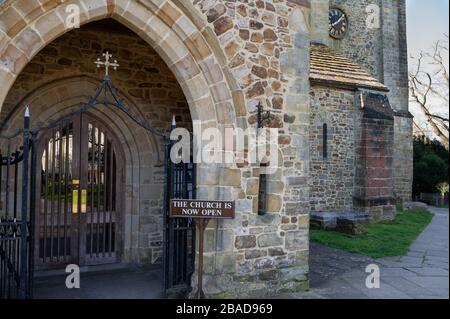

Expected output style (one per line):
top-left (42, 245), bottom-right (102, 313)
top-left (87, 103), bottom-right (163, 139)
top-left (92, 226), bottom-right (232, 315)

top-left (0, 0), bottom-right (411, 298)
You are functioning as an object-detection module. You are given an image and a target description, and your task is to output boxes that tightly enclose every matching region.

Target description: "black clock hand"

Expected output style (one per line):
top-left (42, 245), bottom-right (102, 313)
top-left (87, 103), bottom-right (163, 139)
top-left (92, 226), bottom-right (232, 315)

top-left (332, 15), bottom-right (345, 27)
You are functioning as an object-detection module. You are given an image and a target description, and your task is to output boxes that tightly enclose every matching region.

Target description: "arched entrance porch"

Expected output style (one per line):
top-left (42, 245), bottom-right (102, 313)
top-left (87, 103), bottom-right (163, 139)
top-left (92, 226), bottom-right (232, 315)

top-left (0, 16), bottom-right (209, 298)
top-left (1, 0), bottom-right (313, 299)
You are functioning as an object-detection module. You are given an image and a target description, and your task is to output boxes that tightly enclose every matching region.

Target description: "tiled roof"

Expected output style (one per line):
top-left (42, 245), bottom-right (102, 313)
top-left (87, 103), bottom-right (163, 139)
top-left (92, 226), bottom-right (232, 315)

top-left (310, 43), bottom-right (389, 92)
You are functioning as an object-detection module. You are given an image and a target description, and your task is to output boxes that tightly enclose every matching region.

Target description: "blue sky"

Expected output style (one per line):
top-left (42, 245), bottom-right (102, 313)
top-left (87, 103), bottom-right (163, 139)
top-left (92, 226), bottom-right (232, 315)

top-left (407, 0), bottom-right (449, 56)
top-left (407, 0), bottom-right (449, 131)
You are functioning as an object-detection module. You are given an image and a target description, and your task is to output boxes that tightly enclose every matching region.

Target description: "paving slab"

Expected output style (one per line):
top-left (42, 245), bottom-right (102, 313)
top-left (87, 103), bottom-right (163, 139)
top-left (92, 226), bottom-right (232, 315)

top-left (380, 276), bottom-right (436, 298)
top-left (404, 276), bottom-right (449, 290)
top-left (380, 267), bottom-right (419, 277)
top-left (400, 256), bottom-right (425, 263)
top-left (297, 206), bottom-right (449, 299)
top-left (405, 267), bottom-right (449, 277)
top-left (340, 276), bottom-right (411, 299)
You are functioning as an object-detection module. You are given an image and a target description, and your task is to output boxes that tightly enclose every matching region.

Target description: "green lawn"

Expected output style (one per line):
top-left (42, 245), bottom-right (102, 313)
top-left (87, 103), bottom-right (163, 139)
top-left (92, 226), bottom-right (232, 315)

top-left (310, 211), bottom-right (433, 258)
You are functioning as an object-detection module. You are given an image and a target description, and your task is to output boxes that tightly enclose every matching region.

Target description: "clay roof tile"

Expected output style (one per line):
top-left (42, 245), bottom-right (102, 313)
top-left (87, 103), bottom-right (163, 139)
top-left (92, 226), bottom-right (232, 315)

top-left (310, 43), bottom-right (389, 92)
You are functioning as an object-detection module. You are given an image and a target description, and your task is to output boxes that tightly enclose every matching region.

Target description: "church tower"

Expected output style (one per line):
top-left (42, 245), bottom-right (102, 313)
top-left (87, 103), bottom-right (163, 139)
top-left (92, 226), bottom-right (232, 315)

top-left (311, 0), bottom-right (412, 201)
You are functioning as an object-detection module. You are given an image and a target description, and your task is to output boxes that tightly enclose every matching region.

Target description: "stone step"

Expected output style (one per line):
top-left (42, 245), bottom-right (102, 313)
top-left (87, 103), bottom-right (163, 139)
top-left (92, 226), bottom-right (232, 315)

top-left (311, 211), bottom-right (371, 235)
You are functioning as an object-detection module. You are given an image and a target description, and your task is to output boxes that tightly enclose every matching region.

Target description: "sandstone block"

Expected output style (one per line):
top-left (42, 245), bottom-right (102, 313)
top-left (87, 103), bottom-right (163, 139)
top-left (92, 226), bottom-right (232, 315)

top-left (258, 233), bottom-right (283, 248)
top-left (235, 235), bottom-right (256, 249)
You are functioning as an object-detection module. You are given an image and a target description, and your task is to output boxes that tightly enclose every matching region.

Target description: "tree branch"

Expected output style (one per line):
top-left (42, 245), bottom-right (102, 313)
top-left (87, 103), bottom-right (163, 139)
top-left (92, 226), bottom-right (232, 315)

top-left (409, 36), bottom-right (449, 148)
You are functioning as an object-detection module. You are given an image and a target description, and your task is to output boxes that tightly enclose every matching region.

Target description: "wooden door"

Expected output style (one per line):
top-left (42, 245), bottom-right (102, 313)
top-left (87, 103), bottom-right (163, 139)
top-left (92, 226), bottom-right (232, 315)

top-left (35, 114), bottom-right (122, 270)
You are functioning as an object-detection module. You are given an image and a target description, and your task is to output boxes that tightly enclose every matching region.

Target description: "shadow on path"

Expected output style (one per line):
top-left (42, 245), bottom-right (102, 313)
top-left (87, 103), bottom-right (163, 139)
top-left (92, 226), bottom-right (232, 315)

top-left (33, 266), bottom-right (164, 299)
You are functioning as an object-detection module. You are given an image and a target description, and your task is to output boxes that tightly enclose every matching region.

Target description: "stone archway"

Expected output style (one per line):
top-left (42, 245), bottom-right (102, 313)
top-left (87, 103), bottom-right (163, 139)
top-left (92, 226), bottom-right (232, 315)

top-left (0, 0), bottom-right (244, 128)
top-left (1, 0), bottom-right (314, 298)
top-left (0, 0), bottom-right (247, 259)
top-left (0, 2), bottom-right (246, 239)
top-left (4, 75), bottom-right (166, 264)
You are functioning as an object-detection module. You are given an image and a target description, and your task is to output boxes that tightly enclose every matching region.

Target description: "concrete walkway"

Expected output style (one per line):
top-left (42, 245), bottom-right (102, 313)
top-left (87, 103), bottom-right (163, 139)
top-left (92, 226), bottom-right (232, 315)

top-left (33, 266), bottom-right (164, 299)
top-left (33, 208), bottom-right (448, 299)
top-left (285, 206), bottom-right (449, 299)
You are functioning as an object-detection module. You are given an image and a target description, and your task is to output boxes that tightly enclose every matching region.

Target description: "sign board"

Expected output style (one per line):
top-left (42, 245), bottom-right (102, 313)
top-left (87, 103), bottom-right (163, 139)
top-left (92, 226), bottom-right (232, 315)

top-left (169, 199), bottom-right (235, 299)
top-left (170, 199), bottom-right (235, 219)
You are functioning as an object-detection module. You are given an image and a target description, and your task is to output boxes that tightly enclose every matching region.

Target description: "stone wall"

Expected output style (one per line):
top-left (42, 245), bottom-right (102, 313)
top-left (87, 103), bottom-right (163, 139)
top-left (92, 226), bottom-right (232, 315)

top-left (309, 86), bottom-right (356, 212)
top-left (310, 0), bottom-right (330, 45)
top-left (380, 0), bottom-right (409, 113)
top-left (329, 0), bottom-right (384, 80)
top-left (393, 115), bottom-right (413, 201)
top-left (354, 93), bottom-right (396, 220)
top-left (192, 0), bottom-right (312, 297)
top-left (328, 0), bottom-right (409, 108)
top-left (309, 87), bottom-right (398, 220)
top-left (380, 0), bottom-right (412, 201)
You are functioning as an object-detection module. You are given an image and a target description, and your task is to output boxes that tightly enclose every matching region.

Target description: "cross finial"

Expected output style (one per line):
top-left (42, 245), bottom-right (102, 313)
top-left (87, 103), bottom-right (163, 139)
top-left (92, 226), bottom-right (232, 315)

top-left (94, 51), bottom-right (119, 77)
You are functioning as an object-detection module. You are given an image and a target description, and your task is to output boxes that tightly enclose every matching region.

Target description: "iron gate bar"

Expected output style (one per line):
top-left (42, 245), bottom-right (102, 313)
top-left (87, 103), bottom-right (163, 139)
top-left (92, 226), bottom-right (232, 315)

top-left (163, 140), bottom-right (170, 292)
top-left (64, 127), bottom-right (69, 262)
top-left (50, 128), bottom-right (55, 262)
top-left (90, 125), bottom-right (94, 258)
top-left (43, 136), bottom-right (49, 262)
top-left (57, 125), bottom-right (63, 262)
top-left (6, 142), bottom-right (10, 219)
top-left (13, 150), bottom-right (18, 219)
top-left (108, 143), bottom-right (114, 256)
top-left (102, 133), bottom-right (107, 258)
top-left (97, 128), bottom-right (100, 257)
top-left (20, 109), bottom-right (30, 298)
top-left (29, 132), bottom-right (37, 298)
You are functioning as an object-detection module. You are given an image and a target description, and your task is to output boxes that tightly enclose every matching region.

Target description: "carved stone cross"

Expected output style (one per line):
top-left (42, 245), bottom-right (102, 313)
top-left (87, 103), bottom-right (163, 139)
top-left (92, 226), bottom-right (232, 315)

top-left (94, 51), bottom-right (119, 76)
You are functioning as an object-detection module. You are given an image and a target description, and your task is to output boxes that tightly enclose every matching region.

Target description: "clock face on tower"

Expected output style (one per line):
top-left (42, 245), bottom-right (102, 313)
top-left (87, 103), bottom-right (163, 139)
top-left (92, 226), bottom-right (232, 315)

top-left (329, 8), bottom-right (348, 39)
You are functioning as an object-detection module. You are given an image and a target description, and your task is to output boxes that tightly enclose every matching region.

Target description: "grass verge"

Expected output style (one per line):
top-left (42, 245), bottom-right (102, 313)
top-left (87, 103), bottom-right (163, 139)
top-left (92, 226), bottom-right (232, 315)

top-left (310, 211), bottom-right (433, 258)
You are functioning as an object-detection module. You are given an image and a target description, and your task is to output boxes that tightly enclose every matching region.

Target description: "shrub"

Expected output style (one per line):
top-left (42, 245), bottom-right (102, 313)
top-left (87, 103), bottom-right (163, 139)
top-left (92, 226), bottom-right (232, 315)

top-left (413, 136), bottom-right (449, 197)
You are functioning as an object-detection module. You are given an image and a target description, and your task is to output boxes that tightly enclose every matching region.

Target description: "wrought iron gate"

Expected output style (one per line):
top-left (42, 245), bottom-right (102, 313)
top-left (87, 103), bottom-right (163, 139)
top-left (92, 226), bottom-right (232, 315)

top-left (1, 52), bottom-right (197, 298)
top-left (35, 114), bottom-right (122, 270)
top-left (0, 113), bottom-right (36, 299)
top-left (163, 133), bottom-right (196, 296)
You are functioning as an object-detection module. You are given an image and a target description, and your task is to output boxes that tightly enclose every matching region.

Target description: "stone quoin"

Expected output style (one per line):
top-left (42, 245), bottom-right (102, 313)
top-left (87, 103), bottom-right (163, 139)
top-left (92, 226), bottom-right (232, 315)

top-left (0, 0), bottom-right (411, 298)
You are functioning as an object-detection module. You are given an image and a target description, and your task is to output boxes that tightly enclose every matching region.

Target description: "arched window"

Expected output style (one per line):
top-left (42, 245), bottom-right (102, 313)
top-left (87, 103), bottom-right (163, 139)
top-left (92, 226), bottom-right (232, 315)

top-left (323, 123), bottom-right (328, 160)
top-left (258, 163), bottom-right (268, 216)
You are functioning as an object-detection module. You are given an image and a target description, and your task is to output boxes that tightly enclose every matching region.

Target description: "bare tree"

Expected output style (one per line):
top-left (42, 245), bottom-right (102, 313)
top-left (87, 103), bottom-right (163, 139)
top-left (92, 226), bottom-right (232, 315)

top-left (409, 35), bottom-right (449, 148)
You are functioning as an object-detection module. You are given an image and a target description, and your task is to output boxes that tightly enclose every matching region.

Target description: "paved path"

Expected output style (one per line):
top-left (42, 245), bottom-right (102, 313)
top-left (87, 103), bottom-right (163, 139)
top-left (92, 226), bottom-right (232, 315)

top-left (34, 266), bottom-right (164, 299)
top-left (283, 206), bottom-right (449, 299)
top-left (33, 208), bottom-right (448, 299)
